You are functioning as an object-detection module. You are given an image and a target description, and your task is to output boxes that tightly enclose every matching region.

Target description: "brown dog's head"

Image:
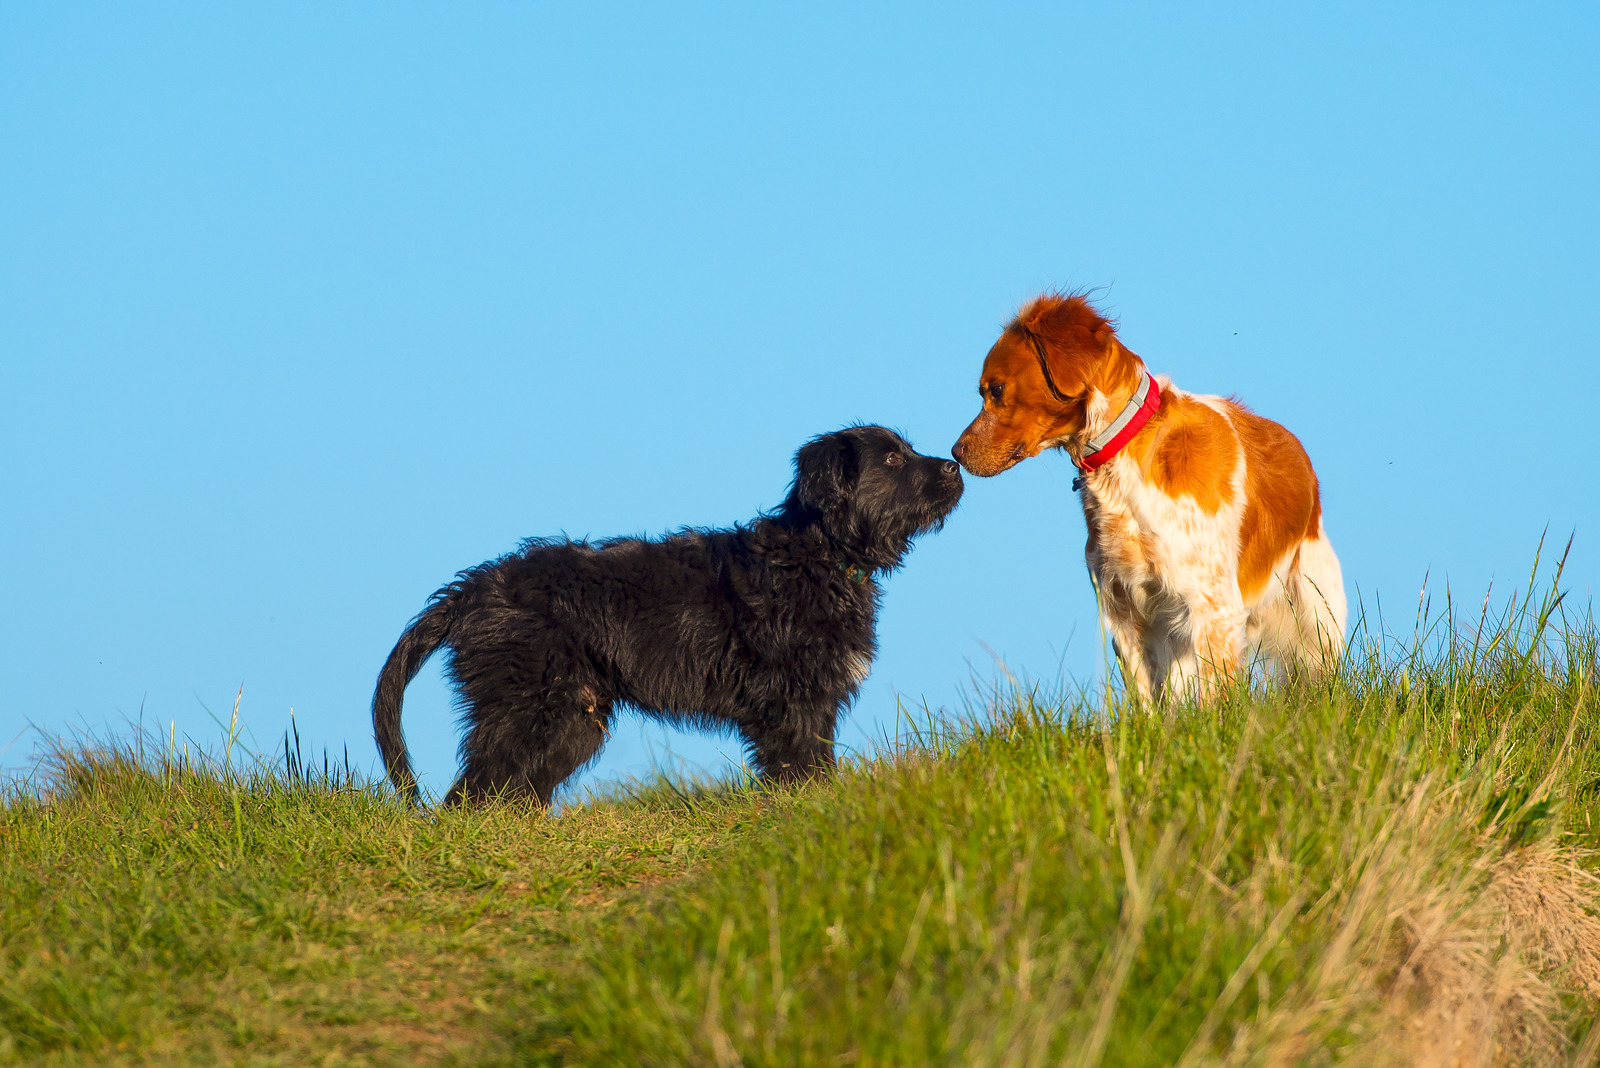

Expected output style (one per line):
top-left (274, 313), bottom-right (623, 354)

top-left (952, 294), bottom-right (1145, 477)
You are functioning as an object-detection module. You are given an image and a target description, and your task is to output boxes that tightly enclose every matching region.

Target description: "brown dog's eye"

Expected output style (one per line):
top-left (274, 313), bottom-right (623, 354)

top-left (987, 384), bottom-right (1004, 405)
top-left (884, 452), bottom-right (904, 467)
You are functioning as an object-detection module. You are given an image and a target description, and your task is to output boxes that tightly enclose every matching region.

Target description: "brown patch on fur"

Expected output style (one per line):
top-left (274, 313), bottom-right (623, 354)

top-left (1122, 389), bottom-right (1237, 514)
top-left (1231, 401), bottom-right (1322, 603)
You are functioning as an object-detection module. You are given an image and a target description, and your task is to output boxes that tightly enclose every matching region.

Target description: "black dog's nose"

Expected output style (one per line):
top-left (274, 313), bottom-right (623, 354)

top-left (942, 459), bottom-right (960, 476)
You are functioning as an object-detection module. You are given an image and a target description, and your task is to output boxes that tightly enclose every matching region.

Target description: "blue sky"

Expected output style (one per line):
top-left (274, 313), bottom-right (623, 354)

top-left (3, 3), bottom-right (1596, 800)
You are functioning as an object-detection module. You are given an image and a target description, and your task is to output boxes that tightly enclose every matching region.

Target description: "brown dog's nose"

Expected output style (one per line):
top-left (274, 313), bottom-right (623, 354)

top-left (951, 439), bottom-right (967, 464)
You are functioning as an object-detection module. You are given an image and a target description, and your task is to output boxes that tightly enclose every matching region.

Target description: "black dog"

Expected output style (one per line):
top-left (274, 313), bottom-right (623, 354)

top-left (372, 425), bottom-right (963, 806)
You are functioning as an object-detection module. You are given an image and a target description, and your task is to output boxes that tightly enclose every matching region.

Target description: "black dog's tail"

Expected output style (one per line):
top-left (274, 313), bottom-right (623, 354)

top-left (373, 589), bottom-right (461, 804)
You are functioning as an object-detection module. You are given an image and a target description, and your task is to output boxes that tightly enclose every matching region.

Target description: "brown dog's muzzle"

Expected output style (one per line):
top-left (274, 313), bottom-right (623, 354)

top-left (952, 412), bottom-right (1034, 478)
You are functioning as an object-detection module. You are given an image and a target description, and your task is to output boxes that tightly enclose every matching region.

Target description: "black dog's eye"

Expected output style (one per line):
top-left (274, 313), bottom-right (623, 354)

top-left (884, 452), bottom-right (905, 467)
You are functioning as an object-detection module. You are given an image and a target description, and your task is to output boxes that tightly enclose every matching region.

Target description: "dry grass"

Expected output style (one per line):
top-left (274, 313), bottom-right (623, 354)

top-left (1247, 811), bottom-right (1598, 1068)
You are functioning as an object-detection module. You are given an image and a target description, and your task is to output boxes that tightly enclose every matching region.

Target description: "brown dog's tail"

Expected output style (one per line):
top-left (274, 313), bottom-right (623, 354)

top-left (372, 588), bottom-right (461, 805)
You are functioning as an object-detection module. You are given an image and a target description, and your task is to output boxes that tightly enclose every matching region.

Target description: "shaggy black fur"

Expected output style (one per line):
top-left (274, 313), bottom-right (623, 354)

top-left (372, 426), bottom-right (963, 806)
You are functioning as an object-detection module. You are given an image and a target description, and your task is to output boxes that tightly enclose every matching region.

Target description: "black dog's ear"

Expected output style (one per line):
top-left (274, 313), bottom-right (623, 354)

top-left (789, 432), bottom-right (858, 518)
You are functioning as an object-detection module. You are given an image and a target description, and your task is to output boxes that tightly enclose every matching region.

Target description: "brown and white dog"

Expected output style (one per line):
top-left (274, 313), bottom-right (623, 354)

top-left (952, 294), bottom-right (1346, 700)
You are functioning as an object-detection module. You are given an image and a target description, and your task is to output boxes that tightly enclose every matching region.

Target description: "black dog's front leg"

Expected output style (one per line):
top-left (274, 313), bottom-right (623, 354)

top-left (745, 703), bottom-right (840, 785)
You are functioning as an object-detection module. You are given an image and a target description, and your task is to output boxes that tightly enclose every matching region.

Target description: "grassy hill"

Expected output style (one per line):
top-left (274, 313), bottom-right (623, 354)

top-left (4, 578), bottom-right (1600, 1066)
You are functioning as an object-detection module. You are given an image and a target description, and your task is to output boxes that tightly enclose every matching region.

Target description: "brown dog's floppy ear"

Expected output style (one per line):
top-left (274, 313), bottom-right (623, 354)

top-left (1017, 292), bottom-right (1117, 353)
top-left (789, 431), bottom-right (858, 519)
top-left (1010, 293), bottom-right (1123, 403)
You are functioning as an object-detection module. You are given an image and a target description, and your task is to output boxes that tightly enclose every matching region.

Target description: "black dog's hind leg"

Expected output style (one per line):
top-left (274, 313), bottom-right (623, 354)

top-left (745, 702), bottom-right (840, 785)
top-left (446, 691), bottom-right (613, 807)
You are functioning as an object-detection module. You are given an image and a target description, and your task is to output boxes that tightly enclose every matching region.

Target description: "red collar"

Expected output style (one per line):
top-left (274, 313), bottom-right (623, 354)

top-left (1075, 372), bottom-right (1161, 473)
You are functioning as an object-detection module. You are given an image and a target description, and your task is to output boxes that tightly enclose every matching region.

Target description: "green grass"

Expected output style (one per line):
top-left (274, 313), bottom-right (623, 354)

top-left (5, 564), bottom-right (1600, 1065)
top-left (0, 735), bottom-right (774, 1065)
